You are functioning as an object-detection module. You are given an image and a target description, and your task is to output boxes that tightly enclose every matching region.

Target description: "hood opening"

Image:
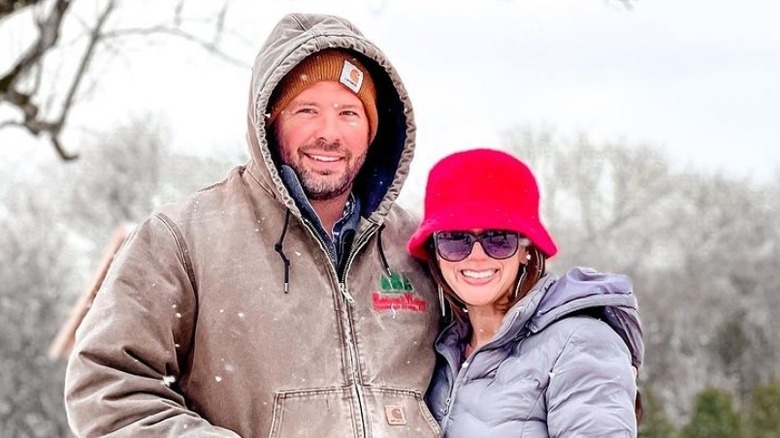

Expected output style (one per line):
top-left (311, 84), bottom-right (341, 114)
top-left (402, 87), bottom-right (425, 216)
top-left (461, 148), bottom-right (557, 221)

top-left (262, 50), bottom-right (408, 219)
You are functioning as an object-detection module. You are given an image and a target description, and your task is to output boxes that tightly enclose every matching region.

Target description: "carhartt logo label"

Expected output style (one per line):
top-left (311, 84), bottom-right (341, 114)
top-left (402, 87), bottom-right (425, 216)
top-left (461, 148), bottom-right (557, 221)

top-left (372, 271), bottom-right (427, 313)
top-left (385, 404), bottom-right (407, 425)
top-left (340, 60), bottom-right (363, 93)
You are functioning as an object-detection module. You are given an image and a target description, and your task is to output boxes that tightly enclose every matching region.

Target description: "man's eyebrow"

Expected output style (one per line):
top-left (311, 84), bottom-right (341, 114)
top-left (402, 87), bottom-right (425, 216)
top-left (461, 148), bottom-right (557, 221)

top-left (290, 100), bottom-right (321, 107)
top-left (290, 100), bottom-right (362, 109)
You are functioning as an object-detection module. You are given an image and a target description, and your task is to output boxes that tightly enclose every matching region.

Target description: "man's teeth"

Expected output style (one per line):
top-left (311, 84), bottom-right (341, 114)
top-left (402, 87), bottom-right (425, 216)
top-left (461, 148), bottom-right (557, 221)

top-left (310, 154), bottom-right (339, 162)
top-left (462, 269), bottom-right (497, 279)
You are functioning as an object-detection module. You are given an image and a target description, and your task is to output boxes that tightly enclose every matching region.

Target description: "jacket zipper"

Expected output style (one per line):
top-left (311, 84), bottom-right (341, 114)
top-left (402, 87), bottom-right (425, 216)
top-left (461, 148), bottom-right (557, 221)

top-left (338, 222), bottom-right (380, 437)
top-left (301, 216), bottom-right (380, 437)
top-left (441, 353), bottom-right (470, 429)
top-left (299, 217), bottom-right (352, 302)
top-left (296, 217), bottom-right (365, 435)
top-left (438, 315), bottom-right (523, 430)
top-left (439, 321), bottom-right (477, 429)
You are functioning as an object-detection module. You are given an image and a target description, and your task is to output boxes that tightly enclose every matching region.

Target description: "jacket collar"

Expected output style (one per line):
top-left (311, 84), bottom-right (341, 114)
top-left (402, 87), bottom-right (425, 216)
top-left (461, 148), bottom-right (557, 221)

top-left (279, 164), bottom-right (361, 263)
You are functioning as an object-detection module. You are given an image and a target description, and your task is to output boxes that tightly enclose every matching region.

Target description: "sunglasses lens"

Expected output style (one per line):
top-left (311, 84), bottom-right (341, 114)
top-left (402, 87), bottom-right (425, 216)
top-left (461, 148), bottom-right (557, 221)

top-left (481, 231), bottom-right (519, 259)
top-left (435, 231), bottom-right (522, 261)
top-left (435, 231), bottom-right (474, 262)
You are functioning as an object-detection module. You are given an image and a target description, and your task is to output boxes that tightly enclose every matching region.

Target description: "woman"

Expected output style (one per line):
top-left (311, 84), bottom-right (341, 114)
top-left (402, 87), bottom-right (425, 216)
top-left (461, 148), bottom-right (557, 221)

top-left (407, 148), bottom-right (644, 437)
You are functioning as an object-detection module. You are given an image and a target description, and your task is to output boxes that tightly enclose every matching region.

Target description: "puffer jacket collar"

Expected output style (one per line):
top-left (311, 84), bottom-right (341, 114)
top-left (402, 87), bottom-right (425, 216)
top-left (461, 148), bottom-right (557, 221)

top-left (244, 13), bottom-right (415, 231)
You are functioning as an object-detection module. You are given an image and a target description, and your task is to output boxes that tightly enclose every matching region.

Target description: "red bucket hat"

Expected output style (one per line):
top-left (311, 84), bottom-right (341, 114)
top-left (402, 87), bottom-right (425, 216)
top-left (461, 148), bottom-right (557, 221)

top-left (407, 148), bottom-right (557, 261)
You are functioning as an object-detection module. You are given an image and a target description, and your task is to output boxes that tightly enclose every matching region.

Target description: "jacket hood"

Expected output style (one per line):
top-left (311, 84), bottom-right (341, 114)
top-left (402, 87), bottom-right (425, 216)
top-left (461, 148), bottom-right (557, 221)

top-left (528, 267), bottom-right (644, 369)
top-left (244, 13), bottom-right (415, 223)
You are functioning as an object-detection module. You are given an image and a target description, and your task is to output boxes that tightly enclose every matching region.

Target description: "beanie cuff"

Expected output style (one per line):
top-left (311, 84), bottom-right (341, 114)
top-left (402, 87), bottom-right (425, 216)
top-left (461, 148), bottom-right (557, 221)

top-left (268, 50), bottom-right (378, 143)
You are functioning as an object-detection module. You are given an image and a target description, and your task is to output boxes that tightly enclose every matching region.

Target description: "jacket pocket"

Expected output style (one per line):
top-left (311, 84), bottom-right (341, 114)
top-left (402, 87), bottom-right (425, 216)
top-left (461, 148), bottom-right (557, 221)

top-left (269, 387), bottom-right (356, 438)
top-left (362, 387), bottom-right (442, 437)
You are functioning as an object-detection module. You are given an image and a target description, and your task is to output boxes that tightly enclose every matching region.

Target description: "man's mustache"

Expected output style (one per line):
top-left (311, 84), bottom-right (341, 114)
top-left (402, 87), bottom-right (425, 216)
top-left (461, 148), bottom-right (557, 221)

top-left (300, 139), bottom-right (352, 158)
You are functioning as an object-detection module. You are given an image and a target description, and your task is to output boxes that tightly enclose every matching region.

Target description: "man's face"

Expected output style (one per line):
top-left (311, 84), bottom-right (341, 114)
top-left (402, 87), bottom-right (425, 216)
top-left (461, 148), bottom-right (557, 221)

top-left (275, 81), bottom-right (371, 201)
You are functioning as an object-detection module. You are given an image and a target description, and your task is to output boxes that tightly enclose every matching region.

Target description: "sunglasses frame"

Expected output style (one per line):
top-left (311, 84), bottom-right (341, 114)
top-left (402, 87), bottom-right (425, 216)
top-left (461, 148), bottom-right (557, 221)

top-left (433, 230), bottom-right (531, 262)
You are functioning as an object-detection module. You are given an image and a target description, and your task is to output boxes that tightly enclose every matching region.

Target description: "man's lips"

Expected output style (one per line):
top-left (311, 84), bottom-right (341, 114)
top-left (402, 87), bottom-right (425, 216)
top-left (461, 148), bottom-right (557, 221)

top-left (304, 152), bottom-right (344, 163)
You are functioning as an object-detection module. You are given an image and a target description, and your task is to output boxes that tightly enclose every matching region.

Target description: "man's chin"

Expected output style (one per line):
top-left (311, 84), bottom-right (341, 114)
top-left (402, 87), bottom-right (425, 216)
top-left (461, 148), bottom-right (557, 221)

top-left (302, 178), bottom-right (350, 200)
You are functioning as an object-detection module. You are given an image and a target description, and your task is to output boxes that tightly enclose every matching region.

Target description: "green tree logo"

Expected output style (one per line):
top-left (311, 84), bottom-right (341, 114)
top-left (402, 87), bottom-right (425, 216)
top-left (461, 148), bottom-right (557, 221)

top-left (379, 272), bottom-right (414, 293)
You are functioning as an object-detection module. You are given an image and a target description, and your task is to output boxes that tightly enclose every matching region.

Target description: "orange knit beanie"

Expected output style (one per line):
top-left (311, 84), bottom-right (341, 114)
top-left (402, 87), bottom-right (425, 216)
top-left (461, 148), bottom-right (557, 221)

top-left (268, 49), bottom-right (378, 143)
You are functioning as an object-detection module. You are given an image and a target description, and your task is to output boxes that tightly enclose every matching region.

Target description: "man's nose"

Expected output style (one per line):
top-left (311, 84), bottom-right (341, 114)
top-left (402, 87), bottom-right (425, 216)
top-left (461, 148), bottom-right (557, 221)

top-left (315, 111), bottom-right (341, 143)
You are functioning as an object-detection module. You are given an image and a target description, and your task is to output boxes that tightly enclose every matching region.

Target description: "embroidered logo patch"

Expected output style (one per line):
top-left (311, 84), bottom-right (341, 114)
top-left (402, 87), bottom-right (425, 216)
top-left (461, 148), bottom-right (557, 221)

top-left (385, 404), bottom-right (407, 425)
top-left (339, 60), bottom-right (364, 93)
top-left (371, 271), bottom-right (427, 313)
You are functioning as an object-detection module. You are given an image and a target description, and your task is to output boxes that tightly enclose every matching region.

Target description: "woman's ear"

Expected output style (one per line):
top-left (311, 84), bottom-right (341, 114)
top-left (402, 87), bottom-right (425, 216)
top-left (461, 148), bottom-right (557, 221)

top-left (520, 248), bottom-right (531, 265)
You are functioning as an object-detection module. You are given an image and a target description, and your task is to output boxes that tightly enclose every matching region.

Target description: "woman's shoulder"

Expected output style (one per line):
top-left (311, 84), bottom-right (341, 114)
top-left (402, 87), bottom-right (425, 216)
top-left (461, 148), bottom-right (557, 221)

top-left (519, 313), bottom-right (627, 358)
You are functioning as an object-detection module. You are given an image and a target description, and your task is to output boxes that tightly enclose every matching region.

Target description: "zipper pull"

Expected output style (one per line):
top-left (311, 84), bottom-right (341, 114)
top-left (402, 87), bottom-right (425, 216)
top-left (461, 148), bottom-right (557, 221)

top-left (339, 283), bottom-right (355, 304)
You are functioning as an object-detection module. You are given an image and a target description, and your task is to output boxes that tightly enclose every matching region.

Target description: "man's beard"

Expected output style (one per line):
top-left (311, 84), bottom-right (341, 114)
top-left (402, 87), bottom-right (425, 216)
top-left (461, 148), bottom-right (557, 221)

top-left (286, 139), bottom-right (367, 201)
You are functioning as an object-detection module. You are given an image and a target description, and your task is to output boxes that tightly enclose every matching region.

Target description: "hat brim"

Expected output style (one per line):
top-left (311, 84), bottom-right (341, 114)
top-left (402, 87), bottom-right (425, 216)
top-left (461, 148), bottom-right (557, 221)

top-left (407, 209), bottom-right (557, 262)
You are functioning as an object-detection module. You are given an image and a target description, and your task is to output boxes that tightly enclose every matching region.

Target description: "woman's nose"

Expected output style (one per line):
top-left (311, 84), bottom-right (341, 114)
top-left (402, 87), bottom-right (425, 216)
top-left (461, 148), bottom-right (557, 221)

top-left (467, 241), bottom-right (490, 260)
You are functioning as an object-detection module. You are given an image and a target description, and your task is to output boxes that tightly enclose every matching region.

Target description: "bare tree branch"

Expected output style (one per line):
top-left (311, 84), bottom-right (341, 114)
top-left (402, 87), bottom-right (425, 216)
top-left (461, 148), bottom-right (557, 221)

top-left (0, 0), bottom-right (77, 158)
top-left (0, 0), bottom-right (71, 92)
top-left (101, 24), bottom-right (247, 67)
top-left (53, 0), bottom-right (117, 143)
top-left (0, 0), bottom-right (43, 20)
top-left (1, 0), bottom-right (243, 161)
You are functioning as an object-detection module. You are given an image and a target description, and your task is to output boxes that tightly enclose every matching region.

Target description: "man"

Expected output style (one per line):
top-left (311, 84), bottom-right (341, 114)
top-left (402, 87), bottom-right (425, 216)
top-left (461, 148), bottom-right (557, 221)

top-left (65, 13), bottom-right (440, 437)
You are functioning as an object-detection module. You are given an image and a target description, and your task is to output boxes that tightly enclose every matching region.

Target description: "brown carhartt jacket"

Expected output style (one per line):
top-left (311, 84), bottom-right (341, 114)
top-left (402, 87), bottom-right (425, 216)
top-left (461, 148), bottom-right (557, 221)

top-left (65, 13), bottom-right (441, 438)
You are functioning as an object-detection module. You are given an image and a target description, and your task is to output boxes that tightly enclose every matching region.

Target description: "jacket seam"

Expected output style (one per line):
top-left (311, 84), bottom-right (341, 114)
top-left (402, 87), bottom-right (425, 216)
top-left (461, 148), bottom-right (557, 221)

top-left (153, 212), bottom-right (196, 289)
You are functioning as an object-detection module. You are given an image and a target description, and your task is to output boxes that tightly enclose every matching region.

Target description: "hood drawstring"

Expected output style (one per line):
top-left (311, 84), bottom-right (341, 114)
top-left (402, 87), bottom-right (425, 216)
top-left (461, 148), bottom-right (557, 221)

top-left (274, 209), bottom-right (292, 293)
top-left (376, 224), bottom-right (393, 276)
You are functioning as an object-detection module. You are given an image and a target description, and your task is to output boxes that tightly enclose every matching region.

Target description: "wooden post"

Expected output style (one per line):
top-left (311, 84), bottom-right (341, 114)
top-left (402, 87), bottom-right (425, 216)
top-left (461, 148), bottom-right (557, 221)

top-left (47, 223), bottom-right (134, 360)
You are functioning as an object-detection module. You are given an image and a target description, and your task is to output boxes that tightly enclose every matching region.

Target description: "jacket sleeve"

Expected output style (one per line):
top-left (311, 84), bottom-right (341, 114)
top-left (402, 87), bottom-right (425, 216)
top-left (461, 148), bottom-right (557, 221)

top-left (545, 317), bottom-right (637, 437)
top-left (64, 215), bottom-right (240, 438)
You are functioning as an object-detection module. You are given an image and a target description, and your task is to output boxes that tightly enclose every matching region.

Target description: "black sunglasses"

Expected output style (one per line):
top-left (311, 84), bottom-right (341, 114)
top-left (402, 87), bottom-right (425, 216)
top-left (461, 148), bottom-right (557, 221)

top-left (433, 230), bottom-right (531, 262)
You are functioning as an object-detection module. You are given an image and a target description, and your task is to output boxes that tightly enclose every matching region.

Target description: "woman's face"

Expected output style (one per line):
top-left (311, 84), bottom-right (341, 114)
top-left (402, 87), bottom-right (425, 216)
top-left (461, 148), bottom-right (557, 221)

top-left (436, 229), bottom-right (528, 312)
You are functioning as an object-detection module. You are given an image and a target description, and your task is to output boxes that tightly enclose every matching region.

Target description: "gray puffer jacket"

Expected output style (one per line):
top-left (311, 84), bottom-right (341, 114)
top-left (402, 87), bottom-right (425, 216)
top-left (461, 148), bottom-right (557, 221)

top-left (428, 267), bottom-right (644, 438)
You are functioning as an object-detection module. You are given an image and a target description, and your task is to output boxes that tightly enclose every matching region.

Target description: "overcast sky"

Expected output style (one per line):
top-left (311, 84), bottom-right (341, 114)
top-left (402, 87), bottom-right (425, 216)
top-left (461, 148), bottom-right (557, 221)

top-left (3, 0), bottom-right (779, 197)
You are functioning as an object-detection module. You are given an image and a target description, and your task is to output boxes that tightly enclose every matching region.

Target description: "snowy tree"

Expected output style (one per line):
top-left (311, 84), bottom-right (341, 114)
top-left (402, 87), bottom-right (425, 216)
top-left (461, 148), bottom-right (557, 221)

top-left (0, 117), bottom-right (236, 435)
top-left (0, 0), bottom-right (245, 160)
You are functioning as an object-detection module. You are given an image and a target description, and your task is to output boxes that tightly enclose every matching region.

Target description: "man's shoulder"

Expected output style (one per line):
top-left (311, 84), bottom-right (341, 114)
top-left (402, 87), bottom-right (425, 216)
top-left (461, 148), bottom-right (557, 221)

top-left (153, 167), bottom-right (253, 220)
top-left (384, 204), bottom-right (422, 229)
